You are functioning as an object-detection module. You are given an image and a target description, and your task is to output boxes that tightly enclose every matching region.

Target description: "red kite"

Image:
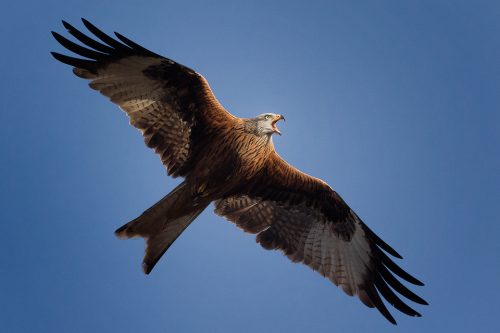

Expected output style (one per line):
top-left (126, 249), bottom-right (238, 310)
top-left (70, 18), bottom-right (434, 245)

top-left (51, 19), bottom-right (427, 324)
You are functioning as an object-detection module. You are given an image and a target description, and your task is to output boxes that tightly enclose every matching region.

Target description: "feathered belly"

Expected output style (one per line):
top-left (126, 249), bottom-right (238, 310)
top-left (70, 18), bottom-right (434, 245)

top-left (186, 131), bottom-right (272, 199)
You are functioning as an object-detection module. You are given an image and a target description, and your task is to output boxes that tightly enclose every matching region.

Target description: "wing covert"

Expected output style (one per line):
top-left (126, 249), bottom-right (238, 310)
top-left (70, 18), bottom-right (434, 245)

top-left (51, 19), bottom-right (236, 177)
top-left (215, 152), bottom-right (427, 324)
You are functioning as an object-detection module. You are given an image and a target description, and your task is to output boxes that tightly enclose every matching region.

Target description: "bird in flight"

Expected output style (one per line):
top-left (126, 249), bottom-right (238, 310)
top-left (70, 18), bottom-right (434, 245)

top-left (51, 19), bottom-right (427, 325)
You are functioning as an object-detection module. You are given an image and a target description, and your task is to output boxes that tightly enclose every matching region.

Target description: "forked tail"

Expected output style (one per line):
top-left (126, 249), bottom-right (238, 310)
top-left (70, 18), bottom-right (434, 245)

top-left (115, 182), bottom-right (208, 274)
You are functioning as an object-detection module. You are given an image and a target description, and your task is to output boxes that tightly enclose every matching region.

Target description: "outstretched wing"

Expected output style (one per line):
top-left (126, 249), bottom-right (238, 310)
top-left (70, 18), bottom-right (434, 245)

top-left (215, 152), bottom-right (427, 324)
top-left (51, 19), bottom-right (236, 177)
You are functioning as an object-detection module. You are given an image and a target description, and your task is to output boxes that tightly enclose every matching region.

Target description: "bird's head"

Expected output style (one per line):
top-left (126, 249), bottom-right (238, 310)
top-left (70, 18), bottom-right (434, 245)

top-left (251, 113), bottom-right (285, 136)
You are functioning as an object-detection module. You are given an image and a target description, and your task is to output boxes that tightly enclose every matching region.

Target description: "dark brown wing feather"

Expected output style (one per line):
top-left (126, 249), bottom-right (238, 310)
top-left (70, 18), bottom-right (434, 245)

top-left (51, 19), bottom-right (236, 177)
top-left (215, 152), bottom-right (427, 324)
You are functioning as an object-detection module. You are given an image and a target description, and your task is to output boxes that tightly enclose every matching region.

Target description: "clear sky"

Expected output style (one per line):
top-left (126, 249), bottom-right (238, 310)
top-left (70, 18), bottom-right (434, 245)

top-left (1, 0), bottom-right (499, 332)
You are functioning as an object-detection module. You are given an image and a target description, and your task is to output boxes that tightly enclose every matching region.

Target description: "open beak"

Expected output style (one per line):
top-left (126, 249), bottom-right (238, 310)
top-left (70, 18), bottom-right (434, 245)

top-left (271, 114), bottom-right (285, 135)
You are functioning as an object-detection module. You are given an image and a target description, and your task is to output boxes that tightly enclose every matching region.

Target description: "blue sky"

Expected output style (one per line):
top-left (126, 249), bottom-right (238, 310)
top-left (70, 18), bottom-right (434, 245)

top-left (1, 0), bottom-right (499, 332)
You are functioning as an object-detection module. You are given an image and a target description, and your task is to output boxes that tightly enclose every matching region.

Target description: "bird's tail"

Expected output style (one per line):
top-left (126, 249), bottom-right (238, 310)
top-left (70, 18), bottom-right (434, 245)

top-left (115, 182), bottom-right (209, 274)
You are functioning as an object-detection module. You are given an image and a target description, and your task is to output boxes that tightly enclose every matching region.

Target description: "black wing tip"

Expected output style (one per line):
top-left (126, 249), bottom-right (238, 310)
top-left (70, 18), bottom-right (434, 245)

top-left (380, 305), bottom-right (397, 325)
top-left (418, 297), bottom-right (429, 306)
top-left (53, 18), bottom-right (163, 68)
top-left (364, 284), bottom-right (398, 325)
top-left (81, 17), bottom-right (92, 26)
top-left (392, 250), bottom-right (403, 260)
top-left (375, 247), bottom-right (425, 286)
top-left (378, 265), bottom-right (428, 306)
top-left (62, 19), bottom-right (78, 32)
top-left (113, 31), bottom-right (161, 58)
top-left (380, 304), bottom-right (398, 325)
top-left (52, 18), bottom-right (149, 71)
top-left (50, 51), bottom-right (96, 72)
top-left (381, 240), bottom-right (403, 259)
top-left (50, 51), bottom-right (73, 64)
top-left (80, 18), bottom-right (101, 35)
top-left (413, 278), bottom-right (425, 287)
top-left (374, 274), bottom-right (423, 318)
top-left (407, 275), bottom-right (424, 286)
top-left (50, 31), bottom-right (64, 42)
top-left (113, 31), bottom-right (134, 46)
top-left (363, 223), bottom-right (403, 259)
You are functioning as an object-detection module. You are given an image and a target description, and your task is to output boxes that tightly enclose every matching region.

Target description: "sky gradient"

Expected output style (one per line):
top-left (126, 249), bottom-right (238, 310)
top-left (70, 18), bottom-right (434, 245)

top-left (1, 1), bottom-right (499, 332)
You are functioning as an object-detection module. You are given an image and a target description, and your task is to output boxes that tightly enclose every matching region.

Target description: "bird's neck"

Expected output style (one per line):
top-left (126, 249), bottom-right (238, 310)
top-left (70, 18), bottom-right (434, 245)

top-left (242, 119), bottom-right (274, 144)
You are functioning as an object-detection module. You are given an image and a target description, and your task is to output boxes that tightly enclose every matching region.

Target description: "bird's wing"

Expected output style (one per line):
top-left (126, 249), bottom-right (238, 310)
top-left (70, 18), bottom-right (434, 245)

top-left (215, 152), bottom-right (427, 324)
top-left (51, 19), bottom-right (237, 178)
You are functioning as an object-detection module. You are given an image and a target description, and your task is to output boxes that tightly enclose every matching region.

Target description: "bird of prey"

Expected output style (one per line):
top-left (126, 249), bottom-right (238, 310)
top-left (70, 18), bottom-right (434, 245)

top-left (51, 19), bottom-right (427, 324)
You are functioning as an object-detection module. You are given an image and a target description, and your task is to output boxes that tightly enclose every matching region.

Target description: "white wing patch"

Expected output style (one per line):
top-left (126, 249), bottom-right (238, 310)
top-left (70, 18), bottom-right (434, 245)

top-left (73, 56), bottom-right (195, 176)
top-left (215, 196), bottom-right (373, 299)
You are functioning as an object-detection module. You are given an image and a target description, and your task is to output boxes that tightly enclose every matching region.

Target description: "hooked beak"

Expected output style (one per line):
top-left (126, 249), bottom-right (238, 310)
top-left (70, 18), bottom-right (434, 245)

top-left (271, 114), bottom-right (285, 135)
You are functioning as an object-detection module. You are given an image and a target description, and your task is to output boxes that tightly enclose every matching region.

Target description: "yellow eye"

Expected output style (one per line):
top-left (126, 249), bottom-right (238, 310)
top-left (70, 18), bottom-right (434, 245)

top-left (265, 115), bottom-right (271, 120)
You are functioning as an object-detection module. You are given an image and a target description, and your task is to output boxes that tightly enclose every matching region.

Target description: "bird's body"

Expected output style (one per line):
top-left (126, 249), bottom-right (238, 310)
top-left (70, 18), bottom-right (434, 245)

top-left (51, 19), bottom-right (427, 325)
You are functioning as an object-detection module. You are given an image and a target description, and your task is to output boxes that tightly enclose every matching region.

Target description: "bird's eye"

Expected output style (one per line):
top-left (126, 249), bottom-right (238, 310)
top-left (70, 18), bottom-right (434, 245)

top-left (265, 115), bottom-right (271, 120)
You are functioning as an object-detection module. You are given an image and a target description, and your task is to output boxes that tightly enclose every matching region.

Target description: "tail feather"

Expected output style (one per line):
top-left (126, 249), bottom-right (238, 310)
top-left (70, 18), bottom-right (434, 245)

top-left (142, 207), bottom-right (206, 274)
top-left (115, 182), bottom-right (208, 274)
top-left (115, 182), bottom-right (186, 240)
